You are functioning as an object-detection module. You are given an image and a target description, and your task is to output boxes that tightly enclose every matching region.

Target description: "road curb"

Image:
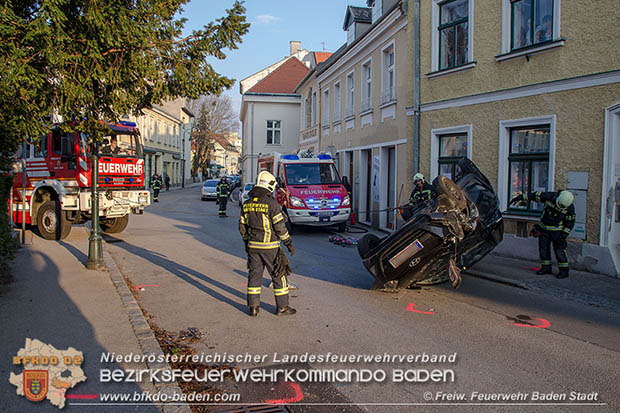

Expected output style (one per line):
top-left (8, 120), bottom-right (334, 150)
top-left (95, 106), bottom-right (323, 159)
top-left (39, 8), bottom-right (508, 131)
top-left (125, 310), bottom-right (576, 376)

top-left (102, 246), bottom-right (191, 413)
top-left (463, 269), bottom-right (530, 290)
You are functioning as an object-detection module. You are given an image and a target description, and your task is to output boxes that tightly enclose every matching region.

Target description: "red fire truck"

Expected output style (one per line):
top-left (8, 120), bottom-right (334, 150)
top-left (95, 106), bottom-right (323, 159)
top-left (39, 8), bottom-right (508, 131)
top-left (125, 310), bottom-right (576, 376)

top-left (257, 152), bottom-right (350, 232)
top-left (9, 121), bottom-right (151, 240)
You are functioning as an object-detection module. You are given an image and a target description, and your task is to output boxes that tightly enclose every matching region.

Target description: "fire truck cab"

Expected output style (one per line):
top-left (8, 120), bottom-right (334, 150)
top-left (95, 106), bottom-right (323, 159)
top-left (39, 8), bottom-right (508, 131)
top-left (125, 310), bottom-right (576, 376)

top-left (257, 152), bottom-right (351, 232)
top-left (10, 121), bottom-right (151, 240)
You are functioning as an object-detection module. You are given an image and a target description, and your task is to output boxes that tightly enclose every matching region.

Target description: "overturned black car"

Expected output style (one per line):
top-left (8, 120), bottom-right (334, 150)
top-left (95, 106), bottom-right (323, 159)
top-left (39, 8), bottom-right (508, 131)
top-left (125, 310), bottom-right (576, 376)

top-left (357, 159), bottom-right (503, 291)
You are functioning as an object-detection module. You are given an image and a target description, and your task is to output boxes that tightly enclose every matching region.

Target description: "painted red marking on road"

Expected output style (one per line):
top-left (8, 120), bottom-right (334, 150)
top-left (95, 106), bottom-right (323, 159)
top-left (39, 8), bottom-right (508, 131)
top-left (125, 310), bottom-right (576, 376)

top-left (407, 303), bottom-right (434, 315)
top-left (135, 284), bottom-right (161, 291)
top-left (66, 394), bottom-right (98, 399)
top-left (522, 266), bottom-right (541, 272)
top-left (265, 382), bottom-right (304, 404)
top-left (513, 317), bottom-right (550, 328)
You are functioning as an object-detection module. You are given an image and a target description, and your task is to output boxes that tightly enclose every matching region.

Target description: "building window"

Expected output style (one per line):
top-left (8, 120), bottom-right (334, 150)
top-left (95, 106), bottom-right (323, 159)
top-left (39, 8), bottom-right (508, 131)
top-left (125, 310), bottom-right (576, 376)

top-left (322, 89), bottom-right (330, 124)
top-left (507, 126), bottom-right (550, 213)
top-left (361, 60), bottom-right (372, 112)
top-left (381, 45), bottom-right (395, 103)
top-left (439, 0), bottom-right (469, 70)
top-left (156, 120), bottom-right (161, 143)
top-left (266, 120), bottom-right (281, 145)
top-left (311, 91), bottom-right (317, 127)
top-left (346, 72), bottom-right (355, 118)
top-left (511, 0), bottom-right (554, 50)
top-left (438, 134), bottom-right (468, 180)
top-left (333, 82), bottom-right (341, 121)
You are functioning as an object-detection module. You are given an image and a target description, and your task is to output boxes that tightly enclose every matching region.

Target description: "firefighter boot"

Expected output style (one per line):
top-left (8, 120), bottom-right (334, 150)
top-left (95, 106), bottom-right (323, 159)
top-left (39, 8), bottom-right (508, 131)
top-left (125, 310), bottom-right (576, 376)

top-left (249, 306), bottom-right (260, 317)
top-left (536, 266), bottom-right (552, 275)
top-left (556, 269), bottom-right (569, 279)
top-left (276, 306), bottom-right (296, 316)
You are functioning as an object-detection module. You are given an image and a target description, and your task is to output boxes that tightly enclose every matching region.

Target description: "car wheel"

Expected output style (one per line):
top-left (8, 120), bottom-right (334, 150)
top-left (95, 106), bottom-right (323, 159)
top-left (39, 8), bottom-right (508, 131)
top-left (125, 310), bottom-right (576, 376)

top-left (285, 219), bottom-right (295, 234)
top-left (357, 234), bottom-right (381, 258)
top-left (100, 215), bottom-right (129, 234)
top-left (433, 175), bottom-right (467, 210)
top-left (37, 200), bottom-right (72, 240)
top-left (336, 221), bottom-right (347, 232)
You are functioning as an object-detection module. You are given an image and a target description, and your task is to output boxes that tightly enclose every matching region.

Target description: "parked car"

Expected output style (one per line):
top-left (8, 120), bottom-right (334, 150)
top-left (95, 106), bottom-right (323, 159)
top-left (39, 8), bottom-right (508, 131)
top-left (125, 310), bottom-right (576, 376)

top-left (201, 179), bottom-right (219, 201)
top-left (238, 183), bottom-right (254, 206)
top-left (357, 158), bottom-right (503, 291)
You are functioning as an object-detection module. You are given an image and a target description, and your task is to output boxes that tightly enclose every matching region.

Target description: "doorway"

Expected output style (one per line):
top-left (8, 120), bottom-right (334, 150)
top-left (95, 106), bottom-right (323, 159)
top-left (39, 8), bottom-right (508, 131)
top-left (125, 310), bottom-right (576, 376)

top-left (602, 103), bottom-right (620, 273)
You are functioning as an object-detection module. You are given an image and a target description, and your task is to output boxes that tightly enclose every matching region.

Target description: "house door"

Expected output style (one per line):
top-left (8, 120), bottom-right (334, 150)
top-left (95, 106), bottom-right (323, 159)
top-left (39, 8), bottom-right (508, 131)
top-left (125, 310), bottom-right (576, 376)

top-left (604, 104), bottom-right (620, 273)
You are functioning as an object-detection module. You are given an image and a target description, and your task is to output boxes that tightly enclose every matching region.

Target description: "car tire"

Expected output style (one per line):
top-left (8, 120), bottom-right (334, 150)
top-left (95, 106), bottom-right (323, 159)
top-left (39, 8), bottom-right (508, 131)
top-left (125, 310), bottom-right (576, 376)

top-left (37, 200), bottom-right (72, 240)
top-left (433, 175), bottom-right (468, 210)
top-left (285, 219), bottom-right (295, 234)
top-left (357, 234), bottom-right (381, 258)
top-left (100, 215), bottom-right (129, 234)
top-left (336, 221), bottom-right (347, 232)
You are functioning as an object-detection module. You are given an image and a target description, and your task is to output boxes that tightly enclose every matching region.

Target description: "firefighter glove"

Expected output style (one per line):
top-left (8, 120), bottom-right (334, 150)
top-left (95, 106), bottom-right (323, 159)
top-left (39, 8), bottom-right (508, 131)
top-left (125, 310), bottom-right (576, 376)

top-left (509, 194), bottom-right (524, 206)
top-left (283, 240), bottom-right (295, 256)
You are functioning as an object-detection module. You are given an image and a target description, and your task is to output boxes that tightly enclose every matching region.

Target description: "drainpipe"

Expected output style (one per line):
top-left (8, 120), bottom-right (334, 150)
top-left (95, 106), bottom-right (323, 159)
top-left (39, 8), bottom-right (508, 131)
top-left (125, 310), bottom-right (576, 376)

top-left (412, 0), bottom-right (421, 175)
top-left (250, 102), bottom-right (255, 183)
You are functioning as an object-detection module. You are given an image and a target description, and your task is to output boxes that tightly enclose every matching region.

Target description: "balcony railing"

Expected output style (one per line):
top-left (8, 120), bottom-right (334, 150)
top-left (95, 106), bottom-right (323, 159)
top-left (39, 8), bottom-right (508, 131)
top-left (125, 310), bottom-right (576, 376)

top-left (381, 88), bottom-right (395, 105)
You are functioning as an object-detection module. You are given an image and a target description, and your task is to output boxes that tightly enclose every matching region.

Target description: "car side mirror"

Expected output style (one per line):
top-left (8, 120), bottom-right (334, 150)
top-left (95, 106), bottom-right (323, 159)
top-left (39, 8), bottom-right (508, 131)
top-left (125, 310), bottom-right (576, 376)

top-left (276, 176), bottom-right (284, 188)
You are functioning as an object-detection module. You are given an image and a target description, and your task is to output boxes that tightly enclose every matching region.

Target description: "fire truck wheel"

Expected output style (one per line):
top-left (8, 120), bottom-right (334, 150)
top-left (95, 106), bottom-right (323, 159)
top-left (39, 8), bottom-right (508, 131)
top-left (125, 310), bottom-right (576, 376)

top-left (37, 200), bottom-right (72, 240)
top-left (100, 215), bottom-right (129, 234)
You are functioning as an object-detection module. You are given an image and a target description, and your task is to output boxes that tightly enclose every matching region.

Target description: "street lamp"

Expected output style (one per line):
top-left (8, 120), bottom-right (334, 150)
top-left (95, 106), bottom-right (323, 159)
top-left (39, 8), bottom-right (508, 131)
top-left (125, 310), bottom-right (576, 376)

top-left (87, 140), bottom-right (104, 270)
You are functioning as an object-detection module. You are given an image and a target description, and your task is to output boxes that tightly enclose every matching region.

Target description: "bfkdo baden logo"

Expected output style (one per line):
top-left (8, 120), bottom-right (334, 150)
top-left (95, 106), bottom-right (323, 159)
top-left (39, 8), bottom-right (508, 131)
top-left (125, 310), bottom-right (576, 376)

top-left (24, 370), bottom-right (49, 402)
top-left (9, 338), bottom-right (87, 409)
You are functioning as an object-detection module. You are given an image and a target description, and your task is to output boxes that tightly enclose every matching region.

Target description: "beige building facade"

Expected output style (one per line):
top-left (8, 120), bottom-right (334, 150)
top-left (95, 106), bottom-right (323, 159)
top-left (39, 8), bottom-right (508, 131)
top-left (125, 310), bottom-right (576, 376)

top-left (297, 0), bottom-right (412, 231)
top-left (409, 0), bottom-right (620, 275)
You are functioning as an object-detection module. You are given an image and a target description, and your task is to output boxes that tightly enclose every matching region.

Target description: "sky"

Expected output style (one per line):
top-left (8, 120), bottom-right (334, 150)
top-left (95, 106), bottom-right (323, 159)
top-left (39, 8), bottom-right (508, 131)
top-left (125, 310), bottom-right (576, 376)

top-left (179, 0), bottom-right (369, 123)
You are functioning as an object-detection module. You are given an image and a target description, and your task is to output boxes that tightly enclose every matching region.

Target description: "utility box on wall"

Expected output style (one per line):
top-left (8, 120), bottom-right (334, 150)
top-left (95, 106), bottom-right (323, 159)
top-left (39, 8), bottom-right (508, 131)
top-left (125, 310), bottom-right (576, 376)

top-left (567, 172), bottom-right (588, 240)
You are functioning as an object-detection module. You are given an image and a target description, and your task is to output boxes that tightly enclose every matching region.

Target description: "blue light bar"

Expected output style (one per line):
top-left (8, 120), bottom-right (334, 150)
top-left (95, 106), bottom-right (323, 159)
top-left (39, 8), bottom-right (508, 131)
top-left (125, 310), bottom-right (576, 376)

top-left (317, 153), bottom-right (331, 160)
top-left (119, 121), bottom-right (137, 127)
top-left (105, 177), bottom-right (110, 183)
top-left (282, 154), bottom-right (299, 160)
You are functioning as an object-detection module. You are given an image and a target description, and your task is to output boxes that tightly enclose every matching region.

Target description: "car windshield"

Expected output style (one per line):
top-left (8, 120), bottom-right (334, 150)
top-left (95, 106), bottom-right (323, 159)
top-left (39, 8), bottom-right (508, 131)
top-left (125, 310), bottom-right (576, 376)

top-left (99, 133), bottom-right (142, 157)
top-left (285, 163), bottom-right (341, 185)
top-left (204, 180), bottom-right (218, 187)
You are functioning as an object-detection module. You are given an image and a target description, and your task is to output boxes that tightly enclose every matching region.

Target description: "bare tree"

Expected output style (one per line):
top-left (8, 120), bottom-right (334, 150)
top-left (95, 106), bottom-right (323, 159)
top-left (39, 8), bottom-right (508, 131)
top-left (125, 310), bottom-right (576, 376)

top-left (189, 95), bottom-right (238, 178)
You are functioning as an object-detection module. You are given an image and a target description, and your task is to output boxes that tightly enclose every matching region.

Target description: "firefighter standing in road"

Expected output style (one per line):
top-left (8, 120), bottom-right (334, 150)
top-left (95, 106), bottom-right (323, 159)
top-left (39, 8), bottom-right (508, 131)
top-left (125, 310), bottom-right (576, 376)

top-left (409, 173), bottom-right (434, 205)
top-left (510, 190), bottom-right (576, 278)
top-left (152, 174), bottom-right (162, 203)
top-left (239, 171), bottom-right (296, 317)
top-left (216, 177), bottom-right (231, 217)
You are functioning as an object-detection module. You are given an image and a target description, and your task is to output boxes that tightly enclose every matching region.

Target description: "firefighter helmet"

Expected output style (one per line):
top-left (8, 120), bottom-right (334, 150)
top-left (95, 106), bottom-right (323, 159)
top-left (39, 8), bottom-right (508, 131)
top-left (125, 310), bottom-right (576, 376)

top-left (414, 173), bottom-right (425, 182)
top-left (256, 171), bottom-right (277, 192)
top-left (556, 190), bottom-right (574, 209)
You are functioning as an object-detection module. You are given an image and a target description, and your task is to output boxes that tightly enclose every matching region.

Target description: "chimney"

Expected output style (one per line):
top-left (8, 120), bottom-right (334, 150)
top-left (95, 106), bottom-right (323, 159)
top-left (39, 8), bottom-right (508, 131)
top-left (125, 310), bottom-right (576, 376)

top-left (290, 41), bottom-right (301, 56)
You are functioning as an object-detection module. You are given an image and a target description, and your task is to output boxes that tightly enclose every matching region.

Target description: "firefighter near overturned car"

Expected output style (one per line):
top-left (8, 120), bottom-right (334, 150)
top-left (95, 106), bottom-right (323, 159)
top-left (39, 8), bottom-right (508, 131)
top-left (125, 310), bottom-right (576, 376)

top-left (8, 121), bottom-right (151, 241)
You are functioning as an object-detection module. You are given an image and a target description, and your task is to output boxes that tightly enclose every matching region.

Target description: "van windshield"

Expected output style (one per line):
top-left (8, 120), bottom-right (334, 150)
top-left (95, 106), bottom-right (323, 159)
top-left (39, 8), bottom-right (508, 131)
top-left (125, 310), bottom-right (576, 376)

top-left (285, 163), bottom-right (341, 185)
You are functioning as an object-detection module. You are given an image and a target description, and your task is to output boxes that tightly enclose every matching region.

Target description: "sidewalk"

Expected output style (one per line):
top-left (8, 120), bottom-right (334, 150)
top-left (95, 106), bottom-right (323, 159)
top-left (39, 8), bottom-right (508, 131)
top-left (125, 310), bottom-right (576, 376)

top-left (0, 227), bottom-right (160, 412)
top-left (467, 253), bottom-right (620, 313)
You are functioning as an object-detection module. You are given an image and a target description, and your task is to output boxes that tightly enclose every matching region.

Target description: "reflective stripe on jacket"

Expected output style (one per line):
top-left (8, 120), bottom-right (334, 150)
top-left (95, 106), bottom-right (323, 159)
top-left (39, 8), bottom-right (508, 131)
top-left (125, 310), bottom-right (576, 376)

top-left (217, 182), bottom-right (231, 197)
top-left (239, 187), bottom-right (290, 250)
top-left (526, 191), bottom-right (576, 235)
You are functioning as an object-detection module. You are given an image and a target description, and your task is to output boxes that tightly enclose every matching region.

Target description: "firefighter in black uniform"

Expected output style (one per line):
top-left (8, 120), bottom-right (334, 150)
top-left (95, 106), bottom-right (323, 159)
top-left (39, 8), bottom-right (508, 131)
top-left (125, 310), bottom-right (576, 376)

top-left (510, 190), bottom-right (576, 278)
top-left (409, 173), bottom-right (434, 205)
top-left (239, 171), bottom-right (295, 317)
top-left (152, 174), bottom-right (162, 202)
top-left (216, 177), bottom-right (231, 217)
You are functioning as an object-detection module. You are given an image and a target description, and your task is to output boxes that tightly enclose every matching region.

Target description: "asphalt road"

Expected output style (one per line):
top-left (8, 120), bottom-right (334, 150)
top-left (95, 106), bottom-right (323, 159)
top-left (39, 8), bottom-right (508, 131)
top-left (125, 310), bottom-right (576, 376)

top-left (104, 187), bottom-right (620, 412)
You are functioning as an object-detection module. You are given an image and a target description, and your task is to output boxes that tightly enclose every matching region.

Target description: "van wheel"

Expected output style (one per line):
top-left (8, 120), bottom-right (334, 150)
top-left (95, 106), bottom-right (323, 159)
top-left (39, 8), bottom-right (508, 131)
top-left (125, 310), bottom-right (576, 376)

top-left (357, 234), bottom-right (381, 258)
top-left (285, 219), bottom-right (295, 234)
top-left (336, 221), bottom-right (347, 232)
top-left (100, 215), bottom-right (129, 234)
top-left (37, 200), bottom-right (72, 240)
